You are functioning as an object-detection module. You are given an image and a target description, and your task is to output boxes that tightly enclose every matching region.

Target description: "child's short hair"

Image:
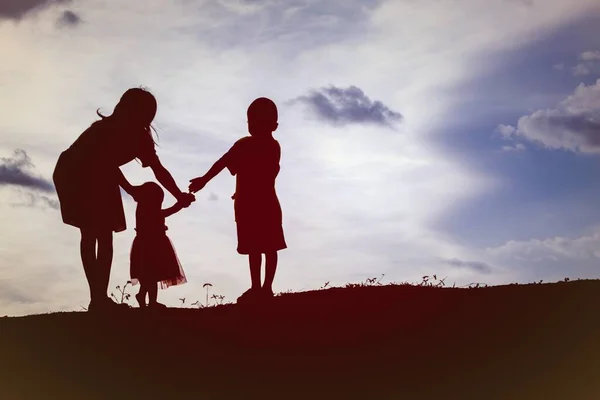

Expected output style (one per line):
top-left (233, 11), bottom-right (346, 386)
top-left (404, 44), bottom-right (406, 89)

top-left (247, 97), bottom-right (278, 123)
top-left (140, 182), bottom-right (164, 204)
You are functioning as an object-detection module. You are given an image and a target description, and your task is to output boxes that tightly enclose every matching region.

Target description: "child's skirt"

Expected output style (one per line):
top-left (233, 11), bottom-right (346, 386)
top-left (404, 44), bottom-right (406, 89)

top-left (130, 232), bottom-right (187, 289)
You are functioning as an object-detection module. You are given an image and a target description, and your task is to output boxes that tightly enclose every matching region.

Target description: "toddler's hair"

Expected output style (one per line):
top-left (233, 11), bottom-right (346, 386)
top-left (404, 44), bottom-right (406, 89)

top-left (139, 182), bottom-right (164, 204)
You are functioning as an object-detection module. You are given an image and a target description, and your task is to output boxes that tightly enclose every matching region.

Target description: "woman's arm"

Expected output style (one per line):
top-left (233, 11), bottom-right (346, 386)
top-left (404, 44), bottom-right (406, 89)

top-left (147, 158), bottom-right (195, 206)
top-left (117, 168), bottom-right (136, 198)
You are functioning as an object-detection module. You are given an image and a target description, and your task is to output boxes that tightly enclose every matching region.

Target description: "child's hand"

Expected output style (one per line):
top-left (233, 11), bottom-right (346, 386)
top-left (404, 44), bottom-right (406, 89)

top-left (177, 192), bottom-right (195, 208)
top-left (189, 176), bottom-right (207, 193)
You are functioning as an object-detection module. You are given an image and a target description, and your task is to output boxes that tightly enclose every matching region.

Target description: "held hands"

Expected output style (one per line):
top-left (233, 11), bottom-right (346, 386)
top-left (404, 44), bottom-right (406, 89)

top-left (188, 176), bottom-right (208, 193)
top-left (176, 191), bottom-right (196, 208)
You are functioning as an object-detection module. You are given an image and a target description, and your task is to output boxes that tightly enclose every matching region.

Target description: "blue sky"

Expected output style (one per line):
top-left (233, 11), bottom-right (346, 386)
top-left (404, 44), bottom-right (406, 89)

top-left (1, 0), bottom-right (600, 316)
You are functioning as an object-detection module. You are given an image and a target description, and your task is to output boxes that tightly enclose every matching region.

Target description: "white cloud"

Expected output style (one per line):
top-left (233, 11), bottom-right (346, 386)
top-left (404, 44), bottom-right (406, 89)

top-left (500, 79), bottom-right (600, 153)
top-left (571, 50), bottom-right (600, 76)
top-left (501, 143), bottom-right (526, 152)
top-left (487, 232), bottom-right (600, 262)
top-left (580, 50), bottom-right (600, 61)
top-left (495, 124), bottom-right (517, 140)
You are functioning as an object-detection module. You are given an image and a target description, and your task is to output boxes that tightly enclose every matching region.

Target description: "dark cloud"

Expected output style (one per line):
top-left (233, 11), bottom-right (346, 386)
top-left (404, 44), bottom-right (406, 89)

top-left (13, 192), bottom-right (60, 210)
top-left (208, 192), bottom-right (219, 201)
top-left (0, 0), bottom-right (70, 21)
top-left (442, 258), bottom-right (493, 274)
top-left (57, 9), bottom-right (80, 27)
top-left (288, 85), bottom-right (403, 128)
top-left (0, 149), bottom-right (54, 192)
top-left (0, 281), bottom-right (38, 304)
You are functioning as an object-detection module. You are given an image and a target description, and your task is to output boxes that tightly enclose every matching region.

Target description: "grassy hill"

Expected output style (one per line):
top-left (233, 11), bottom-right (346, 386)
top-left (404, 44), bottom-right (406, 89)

top-left (2, 280), bottom-right (600, 399)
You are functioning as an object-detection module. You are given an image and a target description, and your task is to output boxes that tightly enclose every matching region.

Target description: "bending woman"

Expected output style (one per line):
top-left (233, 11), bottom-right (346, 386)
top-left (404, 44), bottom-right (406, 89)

top-left (53, 88), bottom-right (195, 312)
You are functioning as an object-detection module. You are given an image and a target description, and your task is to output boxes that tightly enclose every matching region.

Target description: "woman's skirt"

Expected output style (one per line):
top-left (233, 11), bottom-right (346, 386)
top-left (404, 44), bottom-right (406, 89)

top-left (53, 150), bottom-right (126, 232)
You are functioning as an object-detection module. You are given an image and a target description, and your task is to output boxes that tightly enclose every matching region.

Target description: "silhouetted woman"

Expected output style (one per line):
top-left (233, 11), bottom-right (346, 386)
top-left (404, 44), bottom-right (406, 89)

top-left (52, 88), bottom-right (195, 312)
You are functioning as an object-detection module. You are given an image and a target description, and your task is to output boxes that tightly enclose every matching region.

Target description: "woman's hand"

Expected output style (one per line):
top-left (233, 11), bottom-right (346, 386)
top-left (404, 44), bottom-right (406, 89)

top-left (189, 176), bottom-right (208, 193)
top-left (176, 191), bottom-right (195, 208)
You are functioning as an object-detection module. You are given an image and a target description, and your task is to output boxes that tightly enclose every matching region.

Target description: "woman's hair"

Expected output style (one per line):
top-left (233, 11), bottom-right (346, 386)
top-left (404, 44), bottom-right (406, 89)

top-left (96, 87), bottom-right (160, 144)
top-left (139, 182), bottom-right (164, 205)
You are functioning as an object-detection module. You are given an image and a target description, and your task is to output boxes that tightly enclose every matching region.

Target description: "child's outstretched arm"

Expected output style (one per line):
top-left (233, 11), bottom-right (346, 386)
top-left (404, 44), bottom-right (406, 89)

top-left (162, 200), bottom-right (186, 218)
top-left (188, 155), bottom-right (228, 193)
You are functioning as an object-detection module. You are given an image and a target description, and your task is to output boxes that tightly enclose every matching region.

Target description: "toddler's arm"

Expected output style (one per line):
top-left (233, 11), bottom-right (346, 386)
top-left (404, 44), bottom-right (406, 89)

top-left (162, 196), bottom-right (192, 218)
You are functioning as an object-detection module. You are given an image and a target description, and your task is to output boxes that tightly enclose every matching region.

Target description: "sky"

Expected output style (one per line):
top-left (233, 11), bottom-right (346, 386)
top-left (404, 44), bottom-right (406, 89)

top-left (1, 0), bottom-right (600, 316)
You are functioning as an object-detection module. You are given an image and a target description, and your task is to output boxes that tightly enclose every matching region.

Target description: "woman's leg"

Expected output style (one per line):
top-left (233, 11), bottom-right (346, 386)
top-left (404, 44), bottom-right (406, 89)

top-left (263, 252), bottom-right (278, 293)
top-left (80, 228), bottom-right (98, 302)
top-left (96, 229), bottom-right (114, 301)
top-left (248, 253), bottom-right (262, 290)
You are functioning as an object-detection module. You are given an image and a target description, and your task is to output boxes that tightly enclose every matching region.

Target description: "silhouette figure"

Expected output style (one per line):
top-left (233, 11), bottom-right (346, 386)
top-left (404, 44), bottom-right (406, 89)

top-left (52, 88), bottom-right (195, 313)
top-left (130, 182), bottom-right (187, 308)
top-left (189, 97), bottom-right (287, 303)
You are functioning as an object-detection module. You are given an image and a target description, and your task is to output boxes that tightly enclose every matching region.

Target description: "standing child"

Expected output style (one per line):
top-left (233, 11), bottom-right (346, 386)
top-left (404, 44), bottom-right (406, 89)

top-left (189, 97), bottom-right (287, 303)
top-left (130, 182), bottom-right (189, 308)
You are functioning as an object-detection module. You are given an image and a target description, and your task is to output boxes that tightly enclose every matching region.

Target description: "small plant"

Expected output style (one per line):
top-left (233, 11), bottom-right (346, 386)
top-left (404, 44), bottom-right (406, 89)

top-left (179, 298), bottom-right (186, 306)
top-left (203, 283), bottom-right (213, 308)
top-left (417, 275), bottom-right (447, 287)
top-left (111, 281), bottom-right (132, 305)
top-left (211, 294), bottom-right (226, 305)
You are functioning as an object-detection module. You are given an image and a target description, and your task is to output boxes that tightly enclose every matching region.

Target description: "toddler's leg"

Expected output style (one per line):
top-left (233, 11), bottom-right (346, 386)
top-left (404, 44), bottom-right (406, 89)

top-left (263, 252), bottom-right (278, 295)
top-left (136, 284), bottom-right (148, 308)
top-left (148, 282), bottom-right (158, 305)
top-left (147, 282), bottom-right (166, 308)
top-left (249, 253), bottom-right (262, 290)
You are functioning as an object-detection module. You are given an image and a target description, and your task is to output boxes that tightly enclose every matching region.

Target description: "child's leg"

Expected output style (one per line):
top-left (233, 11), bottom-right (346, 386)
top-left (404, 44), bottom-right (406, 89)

top-left (263, 252), bottom-right (278, 292)
top-left (136, 283), bottom-right (148, 307)
top-left (248, 253), bottom-right (262, 290)
top-left (148, 282), bottom-right (158, 305)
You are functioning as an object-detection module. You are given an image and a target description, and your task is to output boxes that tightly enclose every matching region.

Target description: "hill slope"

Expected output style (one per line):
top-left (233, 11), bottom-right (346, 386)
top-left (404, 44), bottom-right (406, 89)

top-left (2, 280), bottom-right (600, 399)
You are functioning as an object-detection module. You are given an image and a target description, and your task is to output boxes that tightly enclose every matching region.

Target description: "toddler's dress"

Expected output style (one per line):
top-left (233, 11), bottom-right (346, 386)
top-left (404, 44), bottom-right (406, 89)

top-left (130, 205), bottom-right (187, 289)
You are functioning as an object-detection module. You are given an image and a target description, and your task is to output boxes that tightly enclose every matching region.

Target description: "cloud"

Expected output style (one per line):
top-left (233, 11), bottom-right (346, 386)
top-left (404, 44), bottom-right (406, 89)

top-left (553, 63), bottom-right (565, 71)
top-left (500, 79), bottom-right (600, 153)
top-left (11, 192), bottom-right (59, 210)
top-left (486, 232), bottom-right (600, 262)
top-left (0, 0), bottom-right (70, 21)
top-left (442, 258), bottom-right (493, 274)
top-left (580, 50), bottom-right (600, 61)
top-left (501, 143), bottom-right (526, 152)
top-left (0, 281), bottom-right (37, 304)
top-left (0, 149), bottom-right (54, 192)
top-left (56, 9), bottom-right (80, 27)
top-left (571, 50), bottom-right (600, 76)
top-left (288, 85), bottom-right (403, 128)
top-left (495, 124), bottom-right (517, 140)
top-left (208, 192), bottom-right (219, 201)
